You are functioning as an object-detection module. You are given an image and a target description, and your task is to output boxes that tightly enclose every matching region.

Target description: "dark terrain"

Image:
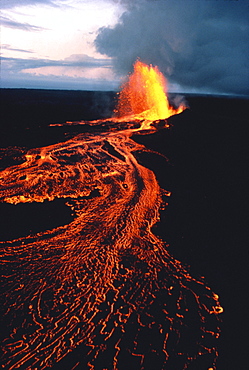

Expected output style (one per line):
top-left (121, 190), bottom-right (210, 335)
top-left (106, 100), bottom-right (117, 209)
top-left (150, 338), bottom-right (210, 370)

top-left (0, 88), bottom-right (248, 369)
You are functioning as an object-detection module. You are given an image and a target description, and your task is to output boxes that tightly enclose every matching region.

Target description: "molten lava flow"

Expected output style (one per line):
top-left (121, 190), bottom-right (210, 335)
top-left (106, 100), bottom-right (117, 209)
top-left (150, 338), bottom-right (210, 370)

top-left (0, 62), bottom-right (222, 370)
top-left (114, 60), bottom-right (185, 122)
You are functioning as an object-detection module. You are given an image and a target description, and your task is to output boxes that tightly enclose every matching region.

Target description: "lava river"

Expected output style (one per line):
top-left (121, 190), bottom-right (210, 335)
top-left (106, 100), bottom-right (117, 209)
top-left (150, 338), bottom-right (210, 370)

top-left (0, 61), bottom-right (223, 370)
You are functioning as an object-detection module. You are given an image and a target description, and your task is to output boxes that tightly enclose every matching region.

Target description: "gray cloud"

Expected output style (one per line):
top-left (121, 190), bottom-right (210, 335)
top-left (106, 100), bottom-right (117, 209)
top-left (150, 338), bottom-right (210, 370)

top-left (0, 74), bottom-right (118, 91)
top-left (95, 0), bottom-right (249, 95)
top-left (1, 54), bottom-right (113, 72)
top-left (1, 54), bottom-right (116, 90)
top-left (1, 16), bottom-right (47, 31)
top-left (1, 44), bottom-right (34, 54)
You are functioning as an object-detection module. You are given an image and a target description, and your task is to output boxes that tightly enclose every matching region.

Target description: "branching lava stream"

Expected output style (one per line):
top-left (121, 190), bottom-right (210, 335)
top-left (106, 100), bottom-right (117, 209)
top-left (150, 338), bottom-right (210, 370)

top-left (0, 61), bottom-right (223, 370)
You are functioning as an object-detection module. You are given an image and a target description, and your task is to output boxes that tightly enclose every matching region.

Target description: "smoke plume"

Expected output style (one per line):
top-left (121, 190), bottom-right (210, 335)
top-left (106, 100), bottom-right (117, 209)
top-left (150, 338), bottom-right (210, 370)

top-left (95, 0), bottom-right (249, 95)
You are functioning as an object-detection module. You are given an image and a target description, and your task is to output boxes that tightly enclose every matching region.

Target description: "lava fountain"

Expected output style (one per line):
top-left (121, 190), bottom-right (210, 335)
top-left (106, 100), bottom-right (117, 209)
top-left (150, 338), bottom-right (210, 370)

top-left (114, 60), bottom-right (185, 122)
top-left (0, 61), bottom-right (222, 370)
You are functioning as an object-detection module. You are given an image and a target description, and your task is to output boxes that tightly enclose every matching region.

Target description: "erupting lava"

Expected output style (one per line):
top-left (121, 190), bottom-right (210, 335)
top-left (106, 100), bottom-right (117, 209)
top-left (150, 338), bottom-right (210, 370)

top-left (0, 61), bottom-right (222, 370)
top-left (115, 60), bottom-right (185, 122)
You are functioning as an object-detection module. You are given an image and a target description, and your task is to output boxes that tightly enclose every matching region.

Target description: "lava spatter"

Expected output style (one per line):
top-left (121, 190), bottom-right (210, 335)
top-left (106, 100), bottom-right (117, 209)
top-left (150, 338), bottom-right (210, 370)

top-left (0, 61), bottom-right (222, 370)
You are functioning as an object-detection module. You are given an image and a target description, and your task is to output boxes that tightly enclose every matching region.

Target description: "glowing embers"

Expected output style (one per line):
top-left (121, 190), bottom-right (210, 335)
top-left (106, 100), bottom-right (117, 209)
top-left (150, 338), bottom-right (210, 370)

top-left (114, 60), bottom-right (186, 122)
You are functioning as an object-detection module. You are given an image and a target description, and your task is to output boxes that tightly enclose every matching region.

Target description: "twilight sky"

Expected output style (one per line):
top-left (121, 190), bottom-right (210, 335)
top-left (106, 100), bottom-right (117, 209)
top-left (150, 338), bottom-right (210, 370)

top-left (1, 0), bottom-right (248, 94)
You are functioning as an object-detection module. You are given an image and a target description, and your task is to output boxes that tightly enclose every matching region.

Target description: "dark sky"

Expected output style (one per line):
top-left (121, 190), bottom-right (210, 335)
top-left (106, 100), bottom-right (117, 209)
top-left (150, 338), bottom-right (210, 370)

top-left (95, 0), bottom-right (249, 95)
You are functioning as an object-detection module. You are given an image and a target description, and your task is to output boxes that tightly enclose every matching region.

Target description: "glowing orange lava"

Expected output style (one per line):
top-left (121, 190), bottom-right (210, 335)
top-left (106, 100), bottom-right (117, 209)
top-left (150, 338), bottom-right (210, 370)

top-left (114, 60), bottom-right (185, 122)
top-left (0, 62), bottom-right (222, 370)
